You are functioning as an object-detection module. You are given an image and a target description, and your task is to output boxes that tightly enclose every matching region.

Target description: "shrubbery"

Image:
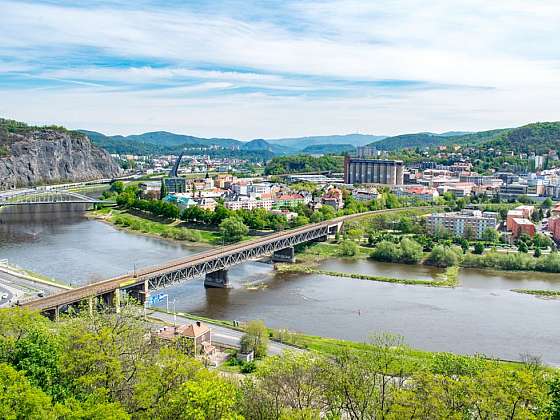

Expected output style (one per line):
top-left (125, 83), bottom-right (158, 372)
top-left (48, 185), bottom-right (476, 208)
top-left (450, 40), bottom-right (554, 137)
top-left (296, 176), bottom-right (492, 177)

top-left (463, 251), bottom-right (560, 273)
top-left (370, 238), bottom-right (423, 264)
top-left (426, 245), bottom-right (463, 267)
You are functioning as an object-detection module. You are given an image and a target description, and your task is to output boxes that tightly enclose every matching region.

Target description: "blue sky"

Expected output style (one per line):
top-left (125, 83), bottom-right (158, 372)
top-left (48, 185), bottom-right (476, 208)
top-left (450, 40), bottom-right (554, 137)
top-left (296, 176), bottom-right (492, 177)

top-left (1, 0), bottom-right (559, 138)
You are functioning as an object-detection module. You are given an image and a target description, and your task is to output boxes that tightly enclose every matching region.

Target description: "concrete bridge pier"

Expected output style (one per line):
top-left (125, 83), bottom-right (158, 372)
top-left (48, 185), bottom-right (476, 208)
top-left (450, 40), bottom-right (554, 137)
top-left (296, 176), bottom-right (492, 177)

top-left (272, 246), bottom-right (296, 263)
top-left (124, 281), bottom-right (148, 304)
top-left (204, 269), bottom-right (231, 288)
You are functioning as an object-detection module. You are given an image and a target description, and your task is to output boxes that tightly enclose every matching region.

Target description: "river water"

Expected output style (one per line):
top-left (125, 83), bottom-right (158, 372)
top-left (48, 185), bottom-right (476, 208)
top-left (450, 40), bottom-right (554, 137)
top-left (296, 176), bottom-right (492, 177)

top-left (1, 205), bottom-right (559, 365)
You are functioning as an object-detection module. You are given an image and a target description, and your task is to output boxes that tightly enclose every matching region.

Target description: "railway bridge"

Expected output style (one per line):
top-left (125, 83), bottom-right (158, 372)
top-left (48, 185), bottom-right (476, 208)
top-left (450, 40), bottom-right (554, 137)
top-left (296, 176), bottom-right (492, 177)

top-left (22, 217), bottom-right (345, 317)
top-left (20, 207), bottom-right (432, 318)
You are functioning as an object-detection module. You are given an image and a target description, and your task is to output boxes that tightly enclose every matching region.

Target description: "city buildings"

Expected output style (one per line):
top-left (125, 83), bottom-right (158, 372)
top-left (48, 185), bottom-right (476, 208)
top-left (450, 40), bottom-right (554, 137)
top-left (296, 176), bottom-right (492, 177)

top-left (344, 157), bottom-right (404, 185)
top-left (224, 197), bottom-right (274, 211)
top-left (164, 177), bottom-right (187, 194)
top-left (426, 209), bottom-right (498, 239)
top-left (392, 185), bottom-right (439, 201)
top-left (510, 218), bottom-right (536, 238)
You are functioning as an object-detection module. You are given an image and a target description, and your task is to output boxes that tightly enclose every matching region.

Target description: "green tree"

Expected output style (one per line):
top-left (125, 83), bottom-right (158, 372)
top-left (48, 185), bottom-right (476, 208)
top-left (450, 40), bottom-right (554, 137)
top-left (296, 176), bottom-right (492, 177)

top-left (240, 320), bottom-right (269, 358)
top-left (0, 363), bottom-right (55, 419)
top-left (219, 217), bottom-right (249, 243)
top-left (427, 245), bottom-right (462, 267)
top-left (518, 241), bottom-right (529, 253)
top-left (400, 237), bottom-right (424, 264)
top-left (110, 181), bottom-right (125, 194)
top-left (370, 240), bottom-right (401, 262)
top-left (534, 247), bottom-right (542, 258)
top-left (473, 242), bottom-right (485, 255)
top-left (547, 377), bottom-right (560, 419)
top-left (482, 228), bottom-right (500, 243)
top-left (339, 240), bottom-right (359, 257)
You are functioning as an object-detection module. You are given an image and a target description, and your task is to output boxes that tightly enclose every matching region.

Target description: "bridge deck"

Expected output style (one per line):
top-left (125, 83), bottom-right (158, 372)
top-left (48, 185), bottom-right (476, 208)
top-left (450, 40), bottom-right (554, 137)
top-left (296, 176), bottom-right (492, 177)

top-left (21, 207), bottom-right (434, 311)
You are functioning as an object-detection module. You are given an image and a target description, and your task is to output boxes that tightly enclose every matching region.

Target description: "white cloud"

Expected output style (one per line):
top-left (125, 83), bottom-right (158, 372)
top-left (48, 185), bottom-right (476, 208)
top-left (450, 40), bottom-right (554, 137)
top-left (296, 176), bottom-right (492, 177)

top-left (0, 0), bottom-right (559, 136)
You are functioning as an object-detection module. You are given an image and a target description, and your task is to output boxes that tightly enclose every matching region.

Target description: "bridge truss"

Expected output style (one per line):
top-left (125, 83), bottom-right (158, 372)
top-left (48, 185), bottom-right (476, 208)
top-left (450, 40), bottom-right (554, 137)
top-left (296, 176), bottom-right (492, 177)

top-left (141, 224), bottom-right (332, 291)
top-left (0, 190), bottom-right (108, 206)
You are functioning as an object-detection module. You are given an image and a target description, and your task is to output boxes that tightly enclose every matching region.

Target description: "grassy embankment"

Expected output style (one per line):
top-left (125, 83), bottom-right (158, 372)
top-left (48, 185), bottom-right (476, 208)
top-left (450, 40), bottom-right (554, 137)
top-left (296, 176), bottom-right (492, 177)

top-left (152, 307), bottom-right (531, 371)
top-left (90, 207), bottom-right (226, 245)
top-left (512, 289), bottom-right (560, 298)
top-left (276, 242), bottom-right (459, 287)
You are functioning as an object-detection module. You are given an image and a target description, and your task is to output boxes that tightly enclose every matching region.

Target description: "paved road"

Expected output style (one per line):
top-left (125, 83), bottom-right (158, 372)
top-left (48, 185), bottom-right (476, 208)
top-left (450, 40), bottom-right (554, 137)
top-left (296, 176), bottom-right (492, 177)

top-left (0, 285), bottom-right (13, 307)
top-left (0, 267), bottom-right (68, 306)
top-left (148, 310), bottom-right (303, 356)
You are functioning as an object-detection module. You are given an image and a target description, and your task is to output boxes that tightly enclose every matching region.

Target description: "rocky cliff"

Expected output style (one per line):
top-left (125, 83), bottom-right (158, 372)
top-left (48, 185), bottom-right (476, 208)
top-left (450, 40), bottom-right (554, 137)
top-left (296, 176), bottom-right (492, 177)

top-left (0, 120), bottom-right (122, 189)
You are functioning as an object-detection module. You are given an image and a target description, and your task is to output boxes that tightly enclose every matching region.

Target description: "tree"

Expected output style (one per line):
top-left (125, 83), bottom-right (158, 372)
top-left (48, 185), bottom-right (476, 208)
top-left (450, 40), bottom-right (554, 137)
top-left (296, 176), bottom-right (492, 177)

top-left (370, 241), bottom-right (401, 263)
top-left (0, 363), bottom-right (55, 419)
top-left (533, 233), bottom-right (553, 250)
top-left (240, 320), bottom-right (269, 358)
top-left (110, 181), bottom-right (125, 194)
top-left (482, 228), bottom-right (500, 243)
top-left (534, 247), bottom-right (542, 258)
top-left (547, 377), bottom-right (560, 419)
top-left (463, 225), bottom-right (477, 241)
top-left (542, 197), bottom-right (553, 208)
top-left (427, 245), bottom-right (462, 267)
top-left (473, 242), bottom-right (485, 255)
top-left (219, 217), bottom-right (249, 243)
top-left (518, 241), bottom-right (529, 253)
top-left (400, 238), bottom-right (423, 264)
top-left (339, 240), bottom-right (359, 257)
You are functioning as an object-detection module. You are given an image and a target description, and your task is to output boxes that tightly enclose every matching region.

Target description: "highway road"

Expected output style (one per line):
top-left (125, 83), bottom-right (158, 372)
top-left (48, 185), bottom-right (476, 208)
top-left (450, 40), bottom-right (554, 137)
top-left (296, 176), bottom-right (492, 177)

top-left (149, 310), bottom-right (303, 356)
top-left (0, 284), bottom-right (13, 307)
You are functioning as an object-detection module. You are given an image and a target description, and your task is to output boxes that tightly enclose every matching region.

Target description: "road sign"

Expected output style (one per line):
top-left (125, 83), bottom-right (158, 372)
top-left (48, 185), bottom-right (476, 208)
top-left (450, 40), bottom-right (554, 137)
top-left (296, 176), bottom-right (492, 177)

top-left (148, 293), bottom-right (167, 305)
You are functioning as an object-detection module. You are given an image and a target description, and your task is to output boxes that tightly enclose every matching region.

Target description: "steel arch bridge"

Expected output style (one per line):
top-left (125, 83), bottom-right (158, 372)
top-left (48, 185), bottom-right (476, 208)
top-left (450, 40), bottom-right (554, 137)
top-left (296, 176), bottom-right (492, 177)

top-left (0, 190), bottom-right (111, 206)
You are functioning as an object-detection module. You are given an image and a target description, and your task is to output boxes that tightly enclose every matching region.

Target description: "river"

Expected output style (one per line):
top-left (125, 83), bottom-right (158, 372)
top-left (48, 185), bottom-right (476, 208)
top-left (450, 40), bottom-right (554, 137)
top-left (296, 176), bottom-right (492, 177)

top-left (1, 205), bottom-right (559, 365)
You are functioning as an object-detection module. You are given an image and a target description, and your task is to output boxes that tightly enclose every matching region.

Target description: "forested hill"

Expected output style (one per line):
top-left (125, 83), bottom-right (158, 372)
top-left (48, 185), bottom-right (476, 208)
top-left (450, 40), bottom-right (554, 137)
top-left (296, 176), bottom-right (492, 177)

top-left (368, 129), bottom-right (508, 151)
top-left (264, 155), bottom-right (344, 175)
top-left (484, 122), bottom-right (560, 153)
top-left (368, 122), bottom-right (560, 153)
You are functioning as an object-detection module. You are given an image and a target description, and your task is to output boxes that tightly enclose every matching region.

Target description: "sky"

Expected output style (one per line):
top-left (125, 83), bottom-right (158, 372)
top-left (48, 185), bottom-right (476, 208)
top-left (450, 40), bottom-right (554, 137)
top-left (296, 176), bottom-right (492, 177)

top-left (1, 0), bottom-right (559, 139)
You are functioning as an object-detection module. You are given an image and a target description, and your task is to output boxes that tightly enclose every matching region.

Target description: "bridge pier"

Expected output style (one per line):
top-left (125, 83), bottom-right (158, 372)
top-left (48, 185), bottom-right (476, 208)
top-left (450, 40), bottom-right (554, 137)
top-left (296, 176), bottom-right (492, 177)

top-left (204, 269), bottom-right (231, 288)
top-left (272, 246), bottom-right (296, 263)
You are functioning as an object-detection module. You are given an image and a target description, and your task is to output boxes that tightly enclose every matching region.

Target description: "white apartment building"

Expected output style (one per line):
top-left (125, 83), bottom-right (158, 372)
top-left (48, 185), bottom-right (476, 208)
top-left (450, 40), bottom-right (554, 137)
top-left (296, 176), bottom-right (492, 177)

top-left (224, 197), bottom-right (274, 211)
top-left (426, 209), bottom-right (498, 239)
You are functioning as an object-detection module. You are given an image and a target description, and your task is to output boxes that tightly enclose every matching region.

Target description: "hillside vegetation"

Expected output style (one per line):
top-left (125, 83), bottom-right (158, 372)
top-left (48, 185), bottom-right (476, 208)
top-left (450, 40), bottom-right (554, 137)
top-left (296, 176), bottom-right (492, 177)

top-left (1, 307), bottom-right (559, 419)
top-left (369, 122), bottom-right (560, 153)
top-left (264, 154), bottom-right (344, 175)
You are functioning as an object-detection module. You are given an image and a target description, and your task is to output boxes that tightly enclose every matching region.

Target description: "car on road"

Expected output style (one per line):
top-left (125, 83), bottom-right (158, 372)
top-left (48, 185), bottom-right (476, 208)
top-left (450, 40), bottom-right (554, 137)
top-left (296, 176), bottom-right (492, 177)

top-left (1, 293), bottom-right (8, 300)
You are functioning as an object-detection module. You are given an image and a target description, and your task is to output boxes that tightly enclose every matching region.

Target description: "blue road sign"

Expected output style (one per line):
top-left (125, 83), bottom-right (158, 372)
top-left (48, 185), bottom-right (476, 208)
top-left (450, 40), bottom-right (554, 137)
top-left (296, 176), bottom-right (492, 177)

top-left (148, 293), bottom-right (167, 305)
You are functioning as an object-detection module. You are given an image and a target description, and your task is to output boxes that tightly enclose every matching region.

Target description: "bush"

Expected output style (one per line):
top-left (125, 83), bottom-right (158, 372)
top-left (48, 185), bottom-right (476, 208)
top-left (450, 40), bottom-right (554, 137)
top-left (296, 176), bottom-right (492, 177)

top-left (426, 245), bottom-right (462, 268)
top-left (371, 240), bottom-right (402, 262)
top-left (371, 238), bottom-right (423, 264)
top-left (338, 240), bottom-right (359, 257)
top-left (240, 320), bottom-right (269, 358)
top-left (240, 361), bottom-right (257, 374)
top-left (473, 242), bottom-right (485, 255)
top-left (400, 238), bottom-right (424, 264)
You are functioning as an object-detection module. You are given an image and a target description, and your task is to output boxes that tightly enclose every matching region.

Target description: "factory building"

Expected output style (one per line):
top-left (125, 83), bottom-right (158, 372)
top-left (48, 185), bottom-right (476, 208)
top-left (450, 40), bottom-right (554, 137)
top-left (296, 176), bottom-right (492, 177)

top-left (344, 157), bottom-right (404, 185)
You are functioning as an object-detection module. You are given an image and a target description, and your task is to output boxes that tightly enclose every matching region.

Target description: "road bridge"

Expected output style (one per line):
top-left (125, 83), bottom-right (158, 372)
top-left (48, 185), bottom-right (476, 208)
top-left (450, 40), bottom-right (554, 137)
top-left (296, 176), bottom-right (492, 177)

top-left (20, 207), bottom-right (433, 317)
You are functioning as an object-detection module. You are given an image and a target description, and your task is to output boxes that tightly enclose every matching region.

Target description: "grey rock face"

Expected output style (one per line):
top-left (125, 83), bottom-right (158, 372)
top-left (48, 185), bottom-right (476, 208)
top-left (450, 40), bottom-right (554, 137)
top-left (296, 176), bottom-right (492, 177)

top-left (0, 129), bottom-right (122, 189)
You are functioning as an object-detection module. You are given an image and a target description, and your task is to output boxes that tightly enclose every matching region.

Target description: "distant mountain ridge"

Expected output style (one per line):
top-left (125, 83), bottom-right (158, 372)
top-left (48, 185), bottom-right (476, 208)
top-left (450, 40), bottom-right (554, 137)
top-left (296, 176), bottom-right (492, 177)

top-left (78, 130), bottom-right (386, 156)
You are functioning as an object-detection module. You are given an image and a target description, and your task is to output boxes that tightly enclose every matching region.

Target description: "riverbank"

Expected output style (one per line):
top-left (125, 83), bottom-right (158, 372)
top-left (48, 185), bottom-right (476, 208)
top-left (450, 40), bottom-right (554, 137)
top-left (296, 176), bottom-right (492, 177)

top-left (88, 208), bottom-right (221, 246)
top-left (152, 308), bottom-right (541, 370)
top-left (279, 243), bottom-right (459, 287)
